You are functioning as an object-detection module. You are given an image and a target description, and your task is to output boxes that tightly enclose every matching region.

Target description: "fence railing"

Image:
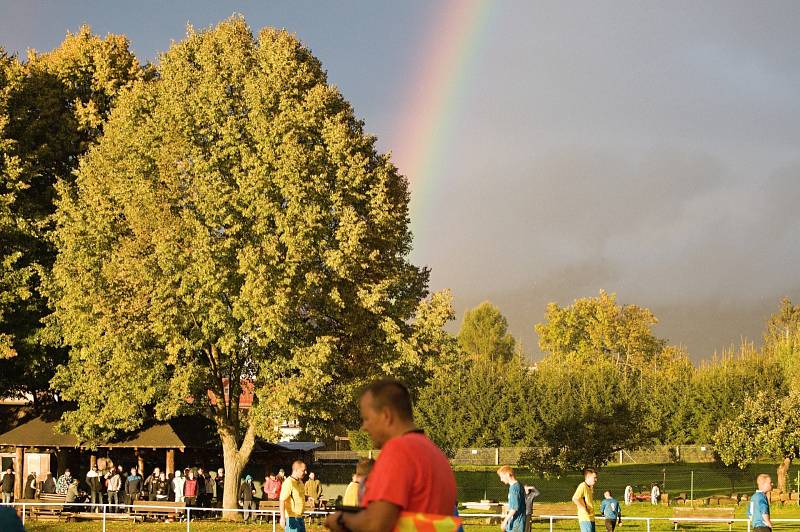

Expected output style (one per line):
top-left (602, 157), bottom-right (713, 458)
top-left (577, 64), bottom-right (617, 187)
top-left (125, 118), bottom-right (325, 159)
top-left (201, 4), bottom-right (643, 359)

top-left (11, 502), bottom-right (800, 531)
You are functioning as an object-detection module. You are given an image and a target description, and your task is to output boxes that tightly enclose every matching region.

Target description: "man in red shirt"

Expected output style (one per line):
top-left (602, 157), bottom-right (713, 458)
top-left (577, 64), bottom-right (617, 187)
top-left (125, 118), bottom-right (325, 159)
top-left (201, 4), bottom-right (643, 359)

top-left (325, 378), bottom-right (457, 531)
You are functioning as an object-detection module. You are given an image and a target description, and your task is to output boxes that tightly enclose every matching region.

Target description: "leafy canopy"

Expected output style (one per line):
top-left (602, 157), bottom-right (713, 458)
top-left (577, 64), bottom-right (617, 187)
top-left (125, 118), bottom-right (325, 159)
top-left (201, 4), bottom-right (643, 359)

top-left (457, 301), bottom-right (517, 362)
top-left (49, 17), bottom-right (431, 449)
top-left (0, 27), bottom-right (142, 401)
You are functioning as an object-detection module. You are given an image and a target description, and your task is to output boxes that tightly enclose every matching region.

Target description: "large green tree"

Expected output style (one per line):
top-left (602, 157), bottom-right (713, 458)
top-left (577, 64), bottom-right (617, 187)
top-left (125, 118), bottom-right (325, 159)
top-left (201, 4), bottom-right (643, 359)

top-left (520, 352), bottom-right (648, 476)
top-left (415, 357), bottom-right (530, 455)
top-left (535, 290), bottom-right (666, 369)
top-left (0, 28), bottom-right (142, 402)
top-left (457, 301), bottom-right (517, 362)
top-left (714, 391), bottom-right (800, 493)
top-left (49, 18), bottom-right (431, 517)
top-left (689, 343), bottom-right (784, 443)
top-left (763, 297), bottom-right (800, 389)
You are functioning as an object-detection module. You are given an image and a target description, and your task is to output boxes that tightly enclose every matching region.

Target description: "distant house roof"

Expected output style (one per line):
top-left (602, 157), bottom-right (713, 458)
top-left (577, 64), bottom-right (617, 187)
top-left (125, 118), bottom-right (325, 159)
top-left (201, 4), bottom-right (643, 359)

top-left (207, 379), bottom-right (254, 409)
top-left (0, 415), bottom-right (217, 451)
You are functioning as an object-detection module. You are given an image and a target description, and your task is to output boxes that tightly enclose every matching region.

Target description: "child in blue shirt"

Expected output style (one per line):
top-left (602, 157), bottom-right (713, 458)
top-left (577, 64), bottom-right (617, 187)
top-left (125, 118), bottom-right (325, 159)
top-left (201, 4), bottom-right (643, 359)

top-left (599, 490), bottom-right (622, 532)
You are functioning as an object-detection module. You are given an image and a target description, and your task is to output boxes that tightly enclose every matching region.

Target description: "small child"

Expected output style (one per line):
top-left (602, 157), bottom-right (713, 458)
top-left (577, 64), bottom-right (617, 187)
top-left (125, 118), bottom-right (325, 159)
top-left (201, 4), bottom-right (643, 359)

top-left (342, 459), bottom-right (374, 507)
top-left (600, 490), bottom-right (622, 532)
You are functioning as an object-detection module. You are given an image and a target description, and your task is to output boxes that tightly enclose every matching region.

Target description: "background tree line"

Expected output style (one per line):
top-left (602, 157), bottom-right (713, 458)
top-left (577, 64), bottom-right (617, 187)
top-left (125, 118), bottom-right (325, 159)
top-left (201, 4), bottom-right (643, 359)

top-left (412, 293), bottom-right (800, 489)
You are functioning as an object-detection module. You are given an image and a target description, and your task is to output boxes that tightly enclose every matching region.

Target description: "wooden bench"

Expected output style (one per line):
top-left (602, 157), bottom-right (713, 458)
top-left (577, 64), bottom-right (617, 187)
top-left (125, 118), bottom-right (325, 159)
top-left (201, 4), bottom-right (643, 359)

top-left (30, 493), bottom-right (70, 521)
top-left (671, 507), bottom-right (735, 531)
top-left (257, 500), bottom-right (280, 523)
top-left (131, 500), bottom-right (186, 521)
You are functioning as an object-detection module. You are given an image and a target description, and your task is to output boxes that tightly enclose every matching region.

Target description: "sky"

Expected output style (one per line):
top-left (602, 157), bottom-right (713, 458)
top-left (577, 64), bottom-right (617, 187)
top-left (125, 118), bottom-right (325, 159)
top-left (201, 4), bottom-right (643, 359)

top-left (2, 0), bottom-right (799, 361)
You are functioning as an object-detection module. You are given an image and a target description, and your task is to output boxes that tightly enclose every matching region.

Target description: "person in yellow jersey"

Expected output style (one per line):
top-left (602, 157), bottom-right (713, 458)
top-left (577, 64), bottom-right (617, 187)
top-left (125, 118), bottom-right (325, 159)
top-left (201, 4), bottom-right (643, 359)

top-left (572, 468), bottom-right (598, 532)
top-left (342, 459), bottom-right (374, 507)
top-left (280, 460), bottom-right (307, 532)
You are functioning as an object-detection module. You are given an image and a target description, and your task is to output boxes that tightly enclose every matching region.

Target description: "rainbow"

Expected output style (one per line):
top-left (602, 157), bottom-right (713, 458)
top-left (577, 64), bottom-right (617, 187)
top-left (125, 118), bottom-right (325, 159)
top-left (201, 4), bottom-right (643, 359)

top-left (391, 0), bottom-right (495, 244)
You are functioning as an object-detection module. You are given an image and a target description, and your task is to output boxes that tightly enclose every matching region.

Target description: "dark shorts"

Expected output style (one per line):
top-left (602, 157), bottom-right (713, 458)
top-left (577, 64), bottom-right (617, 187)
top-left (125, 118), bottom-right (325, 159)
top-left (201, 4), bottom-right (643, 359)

top-left (604, 519), bottom-right (617, 532)
top-left (286, 517), bottom-right (306, 532)
top-left (753, 527), bottom-right (771, 532)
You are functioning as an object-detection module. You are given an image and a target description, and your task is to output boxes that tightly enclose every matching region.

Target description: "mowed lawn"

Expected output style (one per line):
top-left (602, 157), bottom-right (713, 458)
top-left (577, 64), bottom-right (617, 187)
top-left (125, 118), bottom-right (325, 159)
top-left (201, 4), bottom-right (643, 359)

top-left (454, 461), bottom-right (788, 502)
top-left (21, 462), bottom-right (800, 531)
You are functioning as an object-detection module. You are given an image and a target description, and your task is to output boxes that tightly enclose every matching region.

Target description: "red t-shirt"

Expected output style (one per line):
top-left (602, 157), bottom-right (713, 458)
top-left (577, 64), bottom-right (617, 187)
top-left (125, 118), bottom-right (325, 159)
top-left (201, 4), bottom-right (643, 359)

top-left (362, 431), bottom-right (456, 515)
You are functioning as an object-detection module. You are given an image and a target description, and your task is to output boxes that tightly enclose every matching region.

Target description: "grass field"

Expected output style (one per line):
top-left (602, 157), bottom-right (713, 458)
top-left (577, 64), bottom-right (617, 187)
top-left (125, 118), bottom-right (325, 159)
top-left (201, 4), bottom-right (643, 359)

top-left (17, 462), bottom-right (800, 531)
top-left (453, 461), bottom-right (789, 502)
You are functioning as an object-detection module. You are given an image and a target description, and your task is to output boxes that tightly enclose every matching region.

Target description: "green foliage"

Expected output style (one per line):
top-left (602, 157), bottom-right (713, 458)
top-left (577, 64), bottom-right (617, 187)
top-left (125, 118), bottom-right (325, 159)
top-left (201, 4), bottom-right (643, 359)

top-left (535, 290), bottom-right (666, 367)
top-left (690, 343), bottom-right (784, 443)
top-left (0, 28), bottom-right (142, 401)
top-left (415, 358), bottom-right (530, 456)
top-left (457, 301), bottom-right (517, 362)
top-left (347, 430), bottom-right (372, 451)
top-left (48, 19), bottom-right (432, 512)
top-left (637, 346), bottom-right (695, 444)
top-left (713, 390), bottom-right (800, 491)
top-left (764, 297), bottom-right (800, 390)
top-left (521, 353), bottom-right (649, 476)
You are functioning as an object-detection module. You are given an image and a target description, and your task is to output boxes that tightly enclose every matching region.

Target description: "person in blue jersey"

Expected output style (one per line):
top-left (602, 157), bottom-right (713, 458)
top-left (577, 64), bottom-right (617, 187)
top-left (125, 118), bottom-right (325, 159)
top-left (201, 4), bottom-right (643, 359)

top-left (749, 474), bottom-right (773, 532)
top-left (599, 491), bottom-right (622, 531)
top-left (497, 465), bottom-right (527, 532)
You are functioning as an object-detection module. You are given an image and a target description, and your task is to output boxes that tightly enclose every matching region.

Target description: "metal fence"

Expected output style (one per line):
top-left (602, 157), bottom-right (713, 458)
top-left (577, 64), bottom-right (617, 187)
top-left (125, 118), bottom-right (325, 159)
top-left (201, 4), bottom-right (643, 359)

top-left (8, 502), bottom-right (800, 531)
top-left (314, 445), bottom-right (716, 466)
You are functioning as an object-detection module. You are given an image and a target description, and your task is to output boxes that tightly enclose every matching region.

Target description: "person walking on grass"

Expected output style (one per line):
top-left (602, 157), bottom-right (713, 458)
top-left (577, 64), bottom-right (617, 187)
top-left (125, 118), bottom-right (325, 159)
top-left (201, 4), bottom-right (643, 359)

top-left (749, 474), bottom-right (773, 532)
top-left (572, 468), bottom-right (598, 532)
top-left (280, 461), bottom-right (307, 532)
top-left (599, 491), bottom-right (622, 532)
top-left (497, 465), bottom-right (527, 532)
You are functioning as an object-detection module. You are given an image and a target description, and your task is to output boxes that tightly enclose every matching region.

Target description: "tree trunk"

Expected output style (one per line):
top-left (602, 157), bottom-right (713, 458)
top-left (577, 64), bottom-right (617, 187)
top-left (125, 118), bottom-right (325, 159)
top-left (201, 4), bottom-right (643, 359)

top-left (777, 456), bottom-right (791, 493)
top-left (217, 418), bottom-right (256, 521)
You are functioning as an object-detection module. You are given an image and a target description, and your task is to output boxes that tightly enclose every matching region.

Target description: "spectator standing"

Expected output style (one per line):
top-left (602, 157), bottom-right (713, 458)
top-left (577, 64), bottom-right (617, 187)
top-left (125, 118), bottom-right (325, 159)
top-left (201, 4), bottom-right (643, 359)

top-left (56, 469), bottom-right (72, 495)
top-left (305, 472), bottom-right (322, 507)
top-left (106, 468), bottom-right (122, 512)
top-left (264, 472), bottom-right (281, 500)
top-left (205, 470), bottom-right (217, 513)
top-left (497, 466), bottom-right (526, 532)
top-left (154, 472), bottom-right (170, 500)
top-left (172, 470), bottom-right (186, 503)
top-left (650, 484), bottom-right (660, 505)
top-left (572, 468), bottom-right (598, 532)
top-left (144, 467), bottom-right (161, 501)
top-left (749, 474), bottom-right (773, 532)
top-left (23, 471), bottom-right (37, 499)
top-left (239, 474), bottom-right (257, 523)
top-left (86, 466), bottom-right (102, 511)
top-left (325, 379), bottom-right (458, 532)
top-left (196, 468), bottom-right (207, 509)
top-left (600, 491), bottom-right (622, 532)
top-left (215, 468), bottom-right (225, 508)
top-left (279, 461), bottom-right (307, 532)
top-left (623, 485), bottom-right (633, 506)
top-left (1, 468), bottom-right (14, 504)
top-left (125, 467), bottom-right (142, 508)
top-left (342, 459), bottom-right (373, 507)
top-left (184, 471), bottom-right (199, 507)
top-left (41, 472), bottom-right (56, 494)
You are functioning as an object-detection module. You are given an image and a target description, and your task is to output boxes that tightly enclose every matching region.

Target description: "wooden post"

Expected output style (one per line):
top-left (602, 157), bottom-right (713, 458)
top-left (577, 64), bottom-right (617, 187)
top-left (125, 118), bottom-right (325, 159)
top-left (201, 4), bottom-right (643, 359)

top-left (166, 449), bottom-right (175, 475)
top-left (136, 449), bottom-right (145, 475)
top-left (14, 446), bottom-right (24, 500)
top-left (90, 454), bottom-right (97, 470)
